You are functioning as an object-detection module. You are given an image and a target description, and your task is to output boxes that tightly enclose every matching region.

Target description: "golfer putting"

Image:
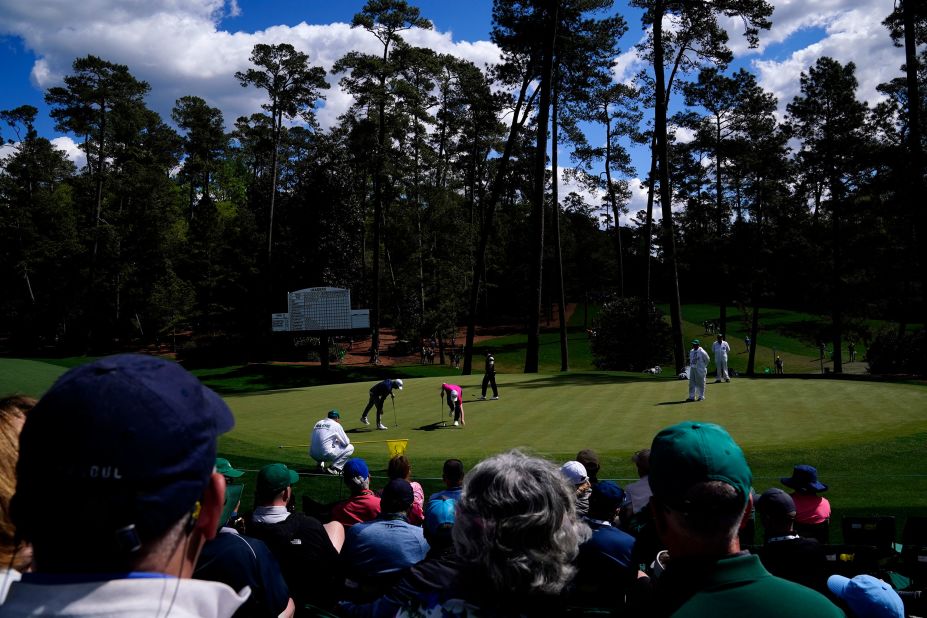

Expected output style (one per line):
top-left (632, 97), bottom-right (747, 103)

top-left (361, 378), bottom-right (403, 430)
top-left (440, 382), bottom-right (464, 427)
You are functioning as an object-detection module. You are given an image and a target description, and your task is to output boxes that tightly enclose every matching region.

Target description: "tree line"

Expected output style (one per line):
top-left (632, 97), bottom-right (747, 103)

top-left (1, 0), bottom-right (924, 375)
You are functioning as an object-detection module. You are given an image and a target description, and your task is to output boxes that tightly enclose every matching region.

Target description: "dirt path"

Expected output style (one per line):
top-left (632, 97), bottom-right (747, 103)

top-left (282, 303), bottom-right (578, 368)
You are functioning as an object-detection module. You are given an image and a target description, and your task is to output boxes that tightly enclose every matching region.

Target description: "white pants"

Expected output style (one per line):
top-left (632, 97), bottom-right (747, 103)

top-left (311, 443), bottom-right (355, 470)
top-left (689, 368), bottom-right (707, 399)
top-left (715, 356), bottom-right (729, 381)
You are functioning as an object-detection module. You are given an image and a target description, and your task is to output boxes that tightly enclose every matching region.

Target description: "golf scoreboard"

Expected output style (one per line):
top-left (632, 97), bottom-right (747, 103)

top-left (271, 287), bottom-right (369, 333)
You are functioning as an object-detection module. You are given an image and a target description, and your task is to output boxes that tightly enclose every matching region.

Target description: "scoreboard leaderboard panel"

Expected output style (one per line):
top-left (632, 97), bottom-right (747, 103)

top-left (274, 287), bottom-right (366, 333)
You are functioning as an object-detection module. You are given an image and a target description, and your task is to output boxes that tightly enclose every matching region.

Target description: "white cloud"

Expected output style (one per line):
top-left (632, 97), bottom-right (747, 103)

top-left (50, 136), bottom-right (86, 168)
top-left (0, 0), bottom-right (501, 134)
top-left (733, 1), bottom-right (904, 114)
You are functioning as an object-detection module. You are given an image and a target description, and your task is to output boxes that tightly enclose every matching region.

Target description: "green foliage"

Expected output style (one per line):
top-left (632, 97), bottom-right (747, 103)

top-left (590, 297), bottom-right (673, 371)
top-left (867, 329), bottom-right (927, 375)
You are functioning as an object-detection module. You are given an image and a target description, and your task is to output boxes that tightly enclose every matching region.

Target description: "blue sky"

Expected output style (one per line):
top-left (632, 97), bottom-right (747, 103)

top-left (0, 0), bottom-right (908, 219)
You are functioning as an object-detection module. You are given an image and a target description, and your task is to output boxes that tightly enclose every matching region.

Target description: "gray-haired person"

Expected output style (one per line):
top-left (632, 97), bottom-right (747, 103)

top-left (403, 450), bottom-right (589, 616)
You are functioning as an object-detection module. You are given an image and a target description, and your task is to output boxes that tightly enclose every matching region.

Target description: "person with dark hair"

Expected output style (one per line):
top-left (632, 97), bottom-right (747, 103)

top-left (387, 455), bottom-right (424, 526)
top-left (0, 395), bottom-right (35, 603)
top-left (361, 379), bottom-right (404, 430)
top-left (341, 479), bottom-right (429, 586)
top-left (624, 448), bottom-right (653, 516)
top-left (478, 350), bottom-right (499, 400)
top-left (331, 458), bottom-right (381, 527)
top-left (576, 449), bottom-right (601, 485)
top-left (426, 450), bottom-right (590, 616)
top-left (429, 459), bottom-right (464, 502)
top-left (247, 463), bottom-right (343, 611)
top-left (195, 458), bottom-right (295, 617)
top-left (2, 354), bottom-right (249, 617)
top-left (754, 488), bottom-right (829, 594)
top-left (645, 421), bottom-right (842, 617)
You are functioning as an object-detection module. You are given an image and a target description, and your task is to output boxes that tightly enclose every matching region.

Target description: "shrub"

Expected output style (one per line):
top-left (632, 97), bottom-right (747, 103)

top-left (590, 296), bottom-right (673, 371)
top-left (866, 329), bottom-right (927, 376)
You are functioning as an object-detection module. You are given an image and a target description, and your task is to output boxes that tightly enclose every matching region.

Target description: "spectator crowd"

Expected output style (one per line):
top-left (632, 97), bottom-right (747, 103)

top-left (0, 354), bottom-right (919, 617)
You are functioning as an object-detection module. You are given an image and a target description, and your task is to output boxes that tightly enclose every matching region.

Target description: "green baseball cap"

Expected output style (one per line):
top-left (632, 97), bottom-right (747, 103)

top-left (327, 409), bottom-right (340, 419)
top-left (649, 421), bottom-right (752, 509)
top-left (257, 463), bottom-right (299, 498)
top-left (691, 339), bottom-right (700, 345)
top-left (216, 457), bottom-right (245, 479)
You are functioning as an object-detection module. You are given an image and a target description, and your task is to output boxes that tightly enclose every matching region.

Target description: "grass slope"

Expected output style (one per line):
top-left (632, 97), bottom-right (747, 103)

top-left (0, 358), bottom-right (68, 398)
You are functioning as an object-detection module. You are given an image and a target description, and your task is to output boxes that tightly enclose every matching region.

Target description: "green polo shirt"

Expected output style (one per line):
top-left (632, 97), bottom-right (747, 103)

top-left (668, 553), bottom-right (844, 618)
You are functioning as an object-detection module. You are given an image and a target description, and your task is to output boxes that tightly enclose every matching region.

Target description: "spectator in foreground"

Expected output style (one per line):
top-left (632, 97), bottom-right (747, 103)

top-left (624, 448), bottom-right (653, 517)
top-left (195, 458), bottom-right (294, 617)
top-left (387, 455), bottom-right (424, 525)
top-left (429, 459), bottom-right (464, 502)
top-left (2, 355), bottom-right (249, 617)
top-left (573, 481), bottom-right (638, 610)
top-left (0, 396), bottom-right (35, 604)
top-left (331, 458), bottom-right (381, 527)
top-left (780, 464), bottom-right (831, 541)
top-left (418, 450), bottom-right (589, 616)
top-left (576, 448), bottom-right (601, 485)
top-left (828, 575), bottom-right (904, 618)
top-left (338, 497), bottom-right (462, 618)
top-left (754, 487), bottom-right (829, 593)
top-left (341, 479), bottom-right (429, 603)
top-left (647, 420), bottom-right (843, 617)
top-left (560, 460), bottom-right (593, 517)
top-left (248, 463), bottom-right (343, 611)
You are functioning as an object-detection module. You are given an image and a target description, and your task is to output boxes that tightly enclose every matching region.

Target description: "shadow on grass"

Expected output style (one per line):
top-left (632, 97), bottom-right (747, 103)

top-left (501, 373), bottom-right (675, 389)
top-left (656, 400), bottom-right (690, 406)
top-left (414, 421), bottom-right (455, 432)
top-left (193, 362), bottom-right (462, 395)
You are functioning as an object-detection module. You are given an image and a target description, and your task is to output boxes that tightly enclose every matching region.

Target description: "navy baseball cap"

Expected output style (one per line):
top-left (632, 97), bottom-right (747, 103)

top-left (12, 354), bottom-right (235, 543)
top-left (381, 478), bottom-right (414, 513)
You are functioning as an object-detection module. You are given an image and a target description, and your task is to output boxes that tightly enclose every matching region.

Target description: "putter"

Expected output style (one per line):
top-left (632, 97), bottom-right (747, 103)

top-left (392, 396), bottom-right (399, 427)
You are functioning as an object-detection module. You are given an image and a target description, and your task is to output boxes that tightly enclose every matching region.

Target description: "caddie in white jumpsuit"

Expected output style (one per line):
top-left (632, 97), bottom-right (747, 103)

top-left (687, 339), bottom-right (711, 401)
top-left (310, 409), bottom-right (354, 474)
top-left (712, 333), bottom-right (731, 383)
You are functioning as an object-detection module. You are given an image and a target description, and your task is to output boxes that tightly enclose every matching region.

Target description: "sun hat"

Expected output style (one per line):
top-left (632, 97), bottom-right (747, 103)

top-left (755, 488), bottom-right (796, 518)
top-left (827, 575), bottom-right (904, 618)
top-left (257, 463), bottom-right (299, 498)
top-left (649, 421), bottom-right (752, 509)
top-left (780, 464), bottom-right (828, 493)
top-left (327, 409), bottom-right (341, 419)
top-left (560, 461), bottom-right (589, 486)
top-left (12, 354), bottom-right (235, 543)
top-left (216, 457), bottom-right (245, 479)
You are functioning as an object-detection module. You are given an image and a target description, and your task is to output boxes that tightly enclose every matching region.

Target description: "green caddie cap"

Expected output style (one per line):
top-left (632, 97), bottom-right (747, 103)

top-left (691, 339), bottom-right (700, 345)
top-left (257, 463), bottom-right (299, 498)
top-left (649, 421), bottom-right (752, 509)
top-left (216, 457), bottom-right (245, 478)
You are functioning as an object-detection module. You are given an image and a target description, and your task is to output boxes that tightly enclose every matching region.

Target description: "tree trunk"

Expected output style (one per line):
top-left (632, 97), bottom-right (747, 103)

top-left (605, 110), bottom-right (625, 298)
top-left (525, 1), bottom-right (558, 374)
top-left (551, 84), bottom-right (569, 372)
top-left (462, 67), bottom-right (534, 375)
top-left (653, 0), bottom-right (686, 374)
top-left (902, 0), bottom-right (926, 327)
top-left (268, 110), bottom-right (281, 263)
